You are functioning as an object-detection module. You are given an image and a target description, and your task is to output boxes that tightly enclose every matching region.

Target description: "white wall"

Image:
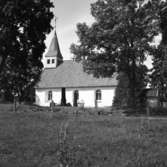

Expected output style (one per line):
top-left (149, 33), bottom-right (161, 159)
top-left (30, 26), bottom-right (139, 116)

top-left (35, 87), bottom-right (116, 107)
top-left (35, 90), bottom-right (48, 106)
top-left (36, 88), bottom-right (61, 107)
top-left (43, 57), bottom-right (57, 68)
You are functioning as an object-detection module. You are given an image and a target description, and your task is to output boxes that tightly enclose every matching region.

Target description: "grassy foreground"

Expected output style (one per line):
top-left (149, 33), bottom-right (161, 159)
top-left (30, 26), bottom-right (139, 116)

top-left (0, 104), bottom-right (167, 167)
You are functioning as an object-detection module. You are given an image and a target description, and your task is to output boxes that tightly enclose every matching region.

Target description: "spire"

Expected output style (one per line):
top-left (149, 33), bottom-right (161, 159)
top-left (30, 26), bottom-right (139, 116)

top-left (46, 30), bottom-right (63, 59)
top-left (44, 30), bottom-right (63, 68)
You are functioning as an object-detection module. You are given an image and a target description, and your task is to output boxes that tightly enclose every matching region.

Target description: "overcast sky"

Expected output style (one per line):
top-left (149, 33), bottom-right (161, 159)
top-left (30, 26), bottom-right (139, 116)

top-left (44, 0), bottom-right (96, 60)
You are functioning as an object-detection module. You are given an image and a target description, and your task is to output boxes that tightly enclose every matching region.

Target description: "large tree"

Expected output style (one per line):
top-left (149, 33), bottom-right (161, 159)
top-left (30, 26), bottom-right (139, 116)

top-left (0, 0), bottom-right (54, 101)
top-left (113, 65), bottom-right (148, 108)
top-left (71, 0), bottom-right (158, 108)
top-left (151, 1), bottom-right (167, 106)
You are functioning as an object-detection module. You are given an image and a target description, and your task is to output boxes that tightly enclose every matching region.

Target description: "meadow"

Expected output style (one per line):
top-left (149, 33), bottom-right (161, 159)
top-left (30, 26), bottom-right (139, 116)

top-left (0, 104), bottom-right (167, 167)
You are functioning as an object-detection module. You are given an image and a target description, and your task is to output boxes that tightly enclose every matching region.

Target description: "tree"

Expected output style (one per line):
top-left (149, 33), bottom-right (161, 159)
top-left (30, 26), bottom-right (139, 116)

top-left (0, 0), bottom-right (54, 101)
top-left (151, 45), bottom-right (167, 106)
top-left (71, 0), bottom-right (158, 108)
top-left (151, 1), bottom-right (167, 106)
top-left (112, 72), bottom-right (129, 108)
top-left (160, 2), bottom-right (167, 45)
top-left (113, 65), bottom-right (148, 108)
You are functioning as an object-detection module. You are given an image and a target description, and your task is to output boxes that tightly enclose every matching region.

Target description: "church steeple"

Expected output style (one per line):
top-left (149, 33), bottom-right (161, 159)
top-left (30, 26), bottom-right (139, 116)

top-left (44, 30), bottom-right (63, 68)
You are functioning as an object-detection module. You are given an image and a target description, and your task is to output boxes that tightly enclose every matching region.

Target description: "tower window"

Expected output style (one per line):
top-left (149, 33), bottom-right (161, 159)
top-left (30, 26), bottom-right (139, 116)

top-left (48, 91), bottom-right (52, 100)
top-left (96, 90), bottom-right (101, 100)
top-left (52, 59), bottom-right (55, 64)
top-left (47, 59), bottom-right (50, 64)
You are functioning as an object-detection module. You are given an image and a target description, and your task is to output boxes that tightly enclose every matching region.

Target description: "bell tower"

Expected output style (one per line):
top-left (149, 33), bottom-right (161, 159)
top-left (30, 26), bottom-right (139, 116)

top-left (44, 30), bottom-right (63, 68)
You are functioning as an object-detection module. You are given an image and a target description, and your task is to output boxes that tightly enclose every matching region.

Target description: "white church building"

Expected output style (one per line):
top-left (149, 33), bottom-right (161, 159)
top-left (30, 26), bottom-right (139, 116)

top-left (35, 31), bottom-right (118, 108)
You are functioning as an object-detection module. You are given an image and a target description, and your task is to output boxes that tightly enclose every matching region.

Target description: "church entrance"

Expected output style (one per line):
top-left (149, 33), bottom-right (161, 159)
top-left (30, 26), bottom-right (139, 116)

top-left (61, 88), bottom-right (66, 106)
top-left (73, 90), bottom-right (79, 107)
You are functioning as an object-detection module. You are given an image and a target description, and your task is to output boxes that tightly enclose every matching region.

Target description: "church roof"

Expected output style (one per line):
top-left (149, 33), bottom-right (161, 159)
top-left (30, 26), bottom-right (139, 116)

top-left (36, 60), bottom-right (118, 89)
top-left (45, 31), bottom-right (63, 59)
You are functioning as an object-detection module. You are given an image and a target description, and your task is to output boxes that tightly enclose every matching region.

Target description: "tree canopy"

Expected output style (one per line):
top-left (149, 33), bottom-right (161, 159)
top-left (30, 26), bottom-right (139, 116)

top-left (151, 1), bottom-right (167, 105)
top-left (0, 0), bottom-right (54, 101)
top-left (71, 0), bottom-right (159, 107)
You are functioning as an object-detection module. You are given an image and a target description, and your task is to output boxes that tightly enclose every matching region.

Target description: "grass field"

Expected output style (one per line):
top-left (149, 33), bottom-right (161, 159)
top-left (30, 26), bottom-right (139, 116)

top-left (0, 104), bottom-right (167, 167)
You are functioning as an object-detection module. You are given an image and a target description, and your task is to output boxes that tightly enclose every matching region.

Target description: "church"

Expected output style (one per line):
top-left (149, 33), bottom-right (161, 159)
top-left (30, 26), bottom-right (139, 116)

top-left (35, 31), bottom-right (118, 108)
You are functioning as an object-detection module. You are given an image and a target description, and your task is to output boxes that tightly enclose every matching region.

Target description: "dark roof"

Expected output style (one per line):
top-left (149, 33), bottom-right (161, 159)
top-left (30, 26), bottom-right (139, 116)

top-left (36, 60), bottom-right (118, 89)
top-left (45, 31), bottom-right (63, 59)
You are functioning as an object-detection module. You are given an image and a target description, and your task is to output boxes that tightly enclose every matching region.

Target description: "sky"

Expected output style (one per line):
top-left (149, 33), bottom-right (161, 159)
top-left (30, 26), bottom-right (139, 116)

top-left (44, 0), bottom-right (96, 60)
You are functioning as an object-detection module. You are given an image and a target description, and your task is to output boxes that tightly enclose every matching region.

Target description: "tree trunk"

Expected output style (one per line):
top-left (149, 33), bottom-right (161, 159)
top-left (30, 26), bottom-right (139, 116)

top-left (127, 60), bottom-right (137, 109)
top-left (158, 82), bottom-right (164, 107)
top-left (13, 96), bottom-right (17, 112)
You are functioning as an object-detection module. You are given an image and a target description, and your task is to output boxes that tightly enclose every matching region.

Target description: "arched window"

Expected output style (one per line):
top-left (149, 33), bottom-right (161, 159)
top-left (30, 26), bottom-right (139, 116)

top-left (48, 91), bottom-right (52, 100)
top-left (96, 90), bottom-right (101, 100)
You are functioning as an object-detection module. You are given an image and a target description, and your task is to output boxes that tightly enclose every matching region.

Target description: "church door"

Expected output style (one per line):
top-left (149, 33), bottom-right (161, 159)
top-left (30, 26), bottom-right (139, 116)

top-left (73, 90), bottom-right (79, 107)
top-left (61, 88), bottom-right (66, 106)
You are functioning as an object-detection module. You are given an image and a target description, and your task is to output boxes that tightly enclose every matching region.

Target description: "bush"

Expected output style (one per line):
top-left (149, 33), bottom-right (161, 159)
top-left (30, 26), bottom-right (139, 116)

top-left (150, 107), bottom-right (167, 116)
top-left (123, 107), bottom-right (147, 116)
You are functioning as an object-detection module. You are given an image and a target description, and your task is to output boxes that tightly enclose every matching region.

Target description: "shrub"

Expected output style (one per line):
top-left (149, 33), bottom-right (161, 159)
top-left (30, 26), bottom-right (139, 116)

top-left (150, 107), bottom-right (167, 116)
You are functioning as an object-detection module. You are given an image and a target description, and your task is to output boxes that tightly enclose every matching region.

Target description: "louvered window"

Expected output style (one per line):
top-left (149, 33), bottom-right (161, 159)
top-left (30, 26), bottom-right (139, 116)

top-left (47, 59), bottom-right (50, 64)
top-left (52, 59), bottom-right (55, 64)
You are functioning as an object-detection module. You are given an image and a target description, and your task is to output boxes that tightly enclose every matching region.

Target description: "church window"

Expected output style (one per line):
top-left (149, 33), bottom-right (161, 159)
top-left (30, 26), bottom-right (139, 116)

top-left (96, 90), bottom-right (101, 100)
top-left (48, 91), bottom-right (52, 100)
top-left (52, 59), bottom-right (55, 64)
top-left (47, 59), bottom-right (50, 64)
